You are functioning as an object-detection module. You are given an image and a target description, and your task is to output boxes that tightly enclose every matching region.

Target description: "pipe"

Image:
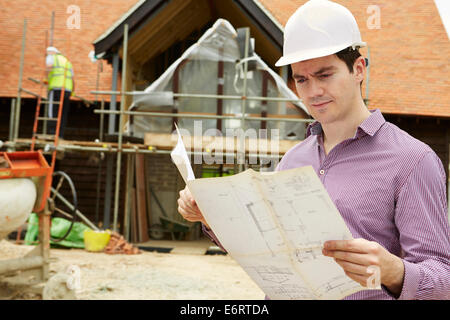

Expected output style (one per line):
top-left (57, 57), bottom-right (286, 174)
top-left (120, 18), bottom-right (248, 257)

top-left (94, 109), bottom-right (314, 123)
top-left (238, 28), bottom-right (250, 172)
top-left (91, 90), bottom-right (303, 103)
top-left (112, 24), bottom-right (128, 232)
top-left (0, 256), bottom-right (43, 275)
top-left (9, 99), bottom-right (16, 142)
top-left (51, 187), bottom-right (99, 231)
top-left (14, 19), bottom-right (27, 142)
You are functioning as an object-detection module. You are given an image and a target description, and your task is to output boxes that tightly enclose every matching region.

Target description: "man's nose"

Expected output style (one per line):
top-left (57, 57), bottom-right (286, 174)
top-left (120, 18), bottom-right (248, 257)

top-left (307, 78), bottom-right (325, 99)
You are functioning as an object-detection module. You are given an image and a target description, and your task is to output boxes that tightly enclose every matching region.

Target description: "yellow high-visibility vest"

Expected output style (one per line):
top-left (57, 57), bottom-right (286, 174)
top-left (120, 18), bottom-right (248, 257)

top-left (48, 54), bottom-right (73, 91)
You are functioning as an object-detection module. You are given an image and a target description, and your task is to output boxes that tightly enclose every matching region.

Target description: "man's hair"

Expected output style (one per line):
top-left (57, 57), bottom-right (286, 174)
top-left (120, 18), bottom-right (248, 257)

top-left (336, 46), bottom-right (364, 90)
top-left (335, 47), bottom-right (362, 73)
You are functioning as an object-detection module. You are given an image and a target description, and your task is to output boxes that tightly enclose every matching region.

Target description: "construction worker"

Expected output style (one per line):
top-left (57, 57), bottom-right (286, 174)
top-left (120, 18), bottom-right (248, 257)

top-left (45, 46), bottom-right (75, 139)
top-left (176, 0), bottom-right (450, 299)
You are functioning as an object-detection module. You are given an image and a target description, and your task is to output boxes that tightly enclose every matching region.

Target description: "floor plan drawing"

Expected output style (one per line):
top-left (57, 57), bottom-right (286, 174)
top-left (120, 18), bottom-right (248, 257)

top-left (187, 166), bottom-right (368, 299)
top-left (172, 130), bottom-right (366, 299)
top-left (250, 265), bottom-right (294, 283)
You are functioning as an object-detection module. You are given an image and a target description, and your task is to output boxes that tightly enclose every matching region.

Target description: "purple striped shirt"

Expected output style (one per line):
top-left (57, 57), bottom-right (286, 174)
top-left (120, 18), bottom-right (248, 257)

top-left (203, 108), bottom-right (450, 299)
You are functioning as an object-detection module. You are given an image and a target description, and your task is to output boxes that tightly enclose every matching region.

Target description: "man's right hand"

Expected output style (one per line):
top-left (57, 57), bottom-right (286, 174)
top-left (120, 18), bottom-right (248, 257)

top-left (177, 186), bottom-right (210, 229)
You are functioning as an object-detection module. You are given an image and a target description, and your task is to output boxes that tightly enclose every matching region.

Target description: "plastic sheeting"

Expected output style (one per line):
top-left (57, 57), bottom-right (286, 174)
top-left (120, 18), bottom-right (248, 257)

top-left (127, 19), bottom-right (309, 140)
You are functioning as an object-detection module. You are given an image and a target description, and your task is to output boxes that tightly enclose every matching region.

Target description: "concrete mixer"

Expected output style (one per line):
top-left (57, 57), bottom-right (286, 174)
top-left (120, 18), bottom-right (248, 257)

top-left (0, 150), bottom-right (78, 289)
top-left (0, 177), bottom-right (37, 240)
top-left (0, 151), bottom-right (52, 287)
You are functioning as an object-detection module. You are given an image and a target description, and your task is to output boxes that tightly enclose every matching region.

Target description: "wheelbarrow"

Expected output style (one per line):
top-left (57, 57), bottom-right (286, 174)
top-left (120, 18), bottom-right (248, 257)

top-left (147, 186), bottom-right (191, 241)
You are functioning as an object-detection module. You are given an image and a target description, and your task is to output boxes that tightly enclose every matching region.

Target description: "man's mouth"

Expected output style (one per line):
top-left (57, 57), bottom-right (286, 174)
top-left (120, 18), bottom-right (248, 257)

top-left (311, 100), bottom-right (332, 108)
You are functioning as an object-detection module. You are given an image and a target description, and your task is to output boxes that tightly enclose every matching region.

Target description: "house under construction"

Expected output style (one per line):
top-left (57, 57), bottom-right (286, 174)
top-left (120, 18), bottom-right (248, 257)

top-left (0, 0), bottom-right (449, 246)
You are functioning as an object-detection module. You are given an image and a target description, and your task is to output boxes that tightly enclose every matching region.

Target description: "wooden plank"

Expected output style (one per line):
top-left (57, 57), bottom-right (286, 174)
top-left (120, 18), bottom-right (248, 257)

top-left (15, 138), bottom-right (147, 149)
top-left (144, 133), bottom-right (300, 154)
top-left (130, 188), bottom-right (138, 244)
top-left (144, 155), bottom-right (154, 228)
top-left (135, 154), bottom-right (149, 242)
top-left (123, 154), bottom-right (135, 242)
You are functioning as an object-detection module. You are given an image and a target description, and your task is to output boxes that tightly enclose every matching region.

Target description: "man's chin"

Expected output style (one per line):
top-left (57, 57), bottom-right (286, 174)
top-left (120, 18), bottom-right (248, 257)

top-left (310, 112), bottom-right (337, 126)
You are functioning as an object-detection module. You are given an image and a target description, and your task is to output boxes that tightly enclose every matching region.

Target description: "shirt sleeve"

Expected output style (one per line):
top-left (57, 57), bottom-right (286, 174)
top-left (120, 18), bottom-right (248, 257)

top-left (201, 224), bottom-right (227, 252)
top-left (394, 151), bottom-right (450, 300)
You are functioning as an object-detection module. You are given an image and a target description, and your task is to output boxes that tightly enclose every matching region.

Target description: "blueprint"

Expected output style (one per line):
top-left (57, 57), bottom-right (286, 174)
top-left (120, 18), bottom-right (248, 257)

top-left (171, 126), bottom-right (365, 299)
top-left (187, 168), bottom-right (365, 299)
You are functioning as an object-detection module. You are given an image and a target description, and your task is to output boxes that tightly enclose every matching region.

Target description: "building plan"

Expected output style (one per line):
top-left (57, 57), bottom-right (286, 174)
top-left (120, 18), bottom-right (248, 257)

top-left (171, 127), bottom-right (367, 299)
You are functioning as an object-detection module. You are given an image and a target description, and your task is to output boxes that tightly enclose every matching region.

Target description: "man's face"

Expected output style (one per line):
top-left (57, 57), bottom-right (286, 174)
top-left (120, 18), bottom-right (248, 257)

top-left (291, 54), bottom-right (363, 125)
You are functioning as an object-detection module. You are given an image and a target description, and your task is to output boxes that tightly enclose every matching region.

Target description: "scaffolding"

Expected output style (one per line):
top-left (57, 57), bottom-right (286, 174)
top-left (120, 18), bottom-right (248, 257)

top-left (4, 21), bottom-right (314, 238)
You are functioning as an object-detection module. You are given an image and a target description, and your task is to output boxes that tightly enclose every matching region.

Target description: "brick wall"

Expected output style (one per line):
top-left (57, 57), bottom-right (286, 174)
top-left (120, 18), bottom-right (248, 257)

top-left (0, 0), bottom-right (139, 100)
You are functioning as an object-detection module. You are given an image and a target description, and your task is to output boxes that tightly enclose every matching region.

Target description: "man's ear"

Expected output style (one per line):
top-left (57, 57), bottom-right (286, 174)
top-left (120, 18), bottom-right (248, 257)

top-left (354, 56), bottom-right (366, 84)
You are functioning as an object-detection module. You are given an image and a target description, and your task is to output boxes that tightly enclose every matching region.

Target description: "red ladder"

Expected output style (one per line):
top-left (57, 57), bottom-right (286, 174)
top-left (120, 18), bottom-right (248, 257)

top-left (31, 51), bottom-right (69, 172)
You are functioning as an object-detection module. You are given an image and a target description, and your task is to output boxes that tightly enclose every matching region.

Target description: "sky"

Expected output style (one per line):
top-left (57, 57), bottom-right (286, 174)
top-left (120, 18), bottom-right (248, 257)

top-left (434, 0), bottom-right (450, 39)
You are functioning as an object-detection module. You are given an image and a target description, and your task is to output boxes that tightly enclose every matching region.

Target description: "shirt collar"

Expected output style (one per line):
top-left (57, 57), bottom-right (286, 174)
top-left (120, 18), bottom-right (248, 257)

top-left (305, 109), bottom-right (386, 139)
top-left (355, 109), bottom-right (386, 138)
top-left (306, 121), bottom-right (322, 137)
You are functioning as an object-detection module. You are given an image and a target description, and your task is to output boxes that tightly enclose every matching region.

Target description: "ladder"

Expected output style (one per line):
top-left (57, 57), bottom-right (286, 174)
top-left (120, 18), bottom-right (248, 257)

top-left (30, 50), bottom-right (69, 172)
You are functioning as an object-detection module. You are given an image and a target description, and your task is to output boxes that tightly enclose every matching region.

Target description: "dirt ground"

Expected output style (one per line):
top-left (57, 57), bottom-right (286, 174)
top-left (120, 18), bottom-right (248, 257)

top-left (0, 239), bottom-right (265, 300)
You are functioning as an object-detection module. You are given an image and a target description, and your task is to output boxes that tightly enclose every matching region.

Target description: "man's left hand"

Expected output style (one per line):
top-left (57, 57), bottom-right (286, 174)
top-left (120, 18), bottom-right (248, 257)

top-left (322, 238), bottom-right (405, 296)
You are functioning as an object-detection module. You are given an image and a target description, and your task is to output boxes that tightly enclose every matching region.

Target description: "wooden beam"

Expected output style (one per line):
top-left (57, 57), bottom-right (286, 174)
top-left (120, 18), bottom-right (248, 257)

top-left (133, 7), bottom-right (210, 65)
top-left (126, 0), bottom-right (194, 56)
top-left (130, 187), bottom-right (138, 243)
top-left (144, 156), bottom-right (153, 228)
top-left (123, 154), bottom-right (135, 241)
top-left (144, 133), bottom-right (301, 154)
top-left (135, 154), bottom-right (149, 242)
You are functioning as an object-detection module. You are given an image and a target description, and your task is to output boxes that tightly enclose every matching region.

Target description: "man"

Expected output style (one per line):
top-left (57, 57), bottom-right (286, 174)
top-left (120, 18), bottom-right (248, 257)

top-left (177, 0), bottom-right (450, 299)
top-left (45, 46), bottom-right (75, 139)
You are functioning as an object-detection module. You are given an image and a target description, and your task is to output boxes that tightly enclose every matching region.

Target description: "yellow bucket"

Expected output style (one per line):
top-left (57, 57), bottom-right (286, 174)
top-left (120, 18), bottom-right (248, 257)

top-left (83, 229), bottom-right (111, 252)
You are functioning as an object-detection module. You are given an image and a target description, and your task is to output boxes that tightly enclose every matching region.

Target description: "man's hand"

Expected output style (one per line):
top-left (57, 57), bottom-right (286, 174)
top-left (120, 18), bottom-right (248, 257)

top-left (322, 238), bottom-right (405, 296)
top-left (177, 186), bottom-right (210, 229)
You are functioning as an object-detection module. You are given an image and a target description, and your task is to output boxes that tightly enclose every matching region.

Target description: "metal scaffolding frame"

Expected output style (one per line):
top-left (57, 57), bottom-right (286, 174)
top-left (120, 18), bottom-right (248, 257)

top-left (6, 22), bottom-right (314, 234)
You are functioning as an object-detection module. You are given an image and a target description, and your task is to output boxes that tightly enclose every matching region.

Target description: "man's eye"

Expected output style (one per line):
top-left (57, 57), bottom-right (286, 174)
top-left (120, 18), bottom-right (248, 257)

top-left (319, 74), bottom-right (331, 79)
top-left (296, 79), bottom-right (307, 84)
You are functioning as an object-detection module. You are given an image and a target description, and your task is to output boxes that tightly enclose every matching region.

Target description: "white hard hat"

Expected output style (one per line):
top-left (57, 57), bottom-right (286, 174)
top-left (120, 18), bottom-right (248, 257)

top-left (46, 46), bottom-right (60, 54)
top-left (275, 0), bottom-right (366, 66)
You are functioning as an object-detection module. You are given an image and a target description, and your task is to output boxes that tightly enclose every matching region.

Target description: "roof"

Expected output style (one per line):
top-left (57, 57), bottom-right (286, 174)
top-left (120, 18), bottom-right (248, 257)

top-left (93, 0), bottom-right (284, 58)
top-left (257, 0), bottom-right (450, 118)
top-left (94, 0), bottom-right (147, 45)
top-left (93, 0), bottom-right (169, 57)
top-left (0, 0), bottom-right (139, 101)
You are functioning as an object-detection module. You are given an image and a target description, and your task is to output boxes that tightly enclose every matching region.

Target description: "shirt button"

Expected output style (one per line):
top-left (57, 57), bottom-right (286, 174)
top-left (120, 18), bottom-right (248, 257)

top-left (319, 169), bottom-right (325, 175)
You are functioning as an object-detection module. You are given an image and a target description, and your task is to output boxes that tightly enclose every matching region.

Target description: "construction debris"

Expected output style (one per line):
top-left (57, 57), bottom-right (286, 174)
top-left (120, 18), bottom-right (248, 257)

top-left (103, 232), bottom-right (141, 255)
